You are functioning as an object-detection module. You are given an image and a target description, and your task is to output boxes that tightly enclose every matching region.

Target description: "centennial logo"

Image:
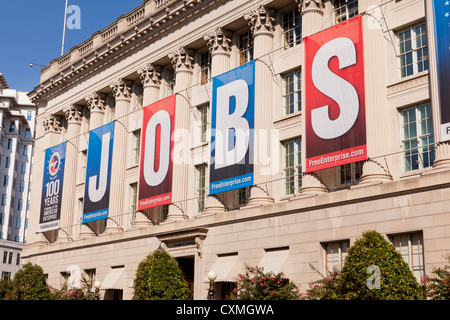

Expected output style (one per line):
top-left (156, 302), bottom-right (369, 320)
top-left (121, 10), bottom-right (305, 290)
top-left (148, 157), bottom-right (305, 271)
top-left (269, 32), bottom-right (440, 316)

top-left (48, 152), bottom-right (61, 176)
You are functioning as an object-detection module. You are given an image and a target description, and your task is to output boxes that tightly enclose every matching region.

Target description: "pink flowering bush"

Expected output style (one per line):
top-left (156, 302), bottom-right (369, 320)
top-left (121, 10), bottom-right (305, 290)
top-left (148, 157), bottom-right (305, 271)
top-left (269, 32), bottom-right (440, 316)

top-left (232, 265), bottom-right (300, 300)
top-left (423, 255), bottom-right (450, 300)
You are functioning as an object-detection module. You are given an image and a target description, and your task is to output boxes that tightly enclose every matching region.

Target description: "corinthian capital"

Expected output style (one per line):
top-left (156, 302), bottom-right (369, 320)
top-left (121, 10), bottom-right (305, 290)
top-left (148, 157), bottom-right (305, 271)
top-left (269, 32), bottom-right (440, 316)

top-left (297, 0), bottom-right (325, 14)
top-left (204, 28), bottom-right (232, 54)
top-left (245, 5), bottom-right (276, 36)
top-left (43, 114), bottom-right (62, 133)
top-left (138, 63), bottom-right (162, 87)
top-left (63, 104), bottom-right (82, 124)
top-left (169, 47), bottom-right (194, 72)
top-left (110, 78), bottom-right (132, 100)
top-left (86, 92), bottom-right (106, 114)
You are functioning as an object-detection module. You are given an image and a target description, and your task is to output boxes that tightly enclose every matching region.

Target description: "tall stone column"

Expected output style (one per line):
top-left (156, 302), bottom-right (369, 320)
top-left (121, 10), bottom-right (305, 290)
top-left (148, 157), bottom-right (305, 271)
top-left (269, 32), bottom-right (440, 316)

top-left (297, 0), bottom-right (328, 195)
top-left (79, 92), bottom-right (108, 236)
top-left (57, 105), bottom-right (82, 242)
top-left (133, 63), bottom-right (162, 227)
top-left (245, 6), bottom-right (276, 205)
top-left (166, 47), bottom-right (194, 221)
top-left (359, 13), bottom-right (393, 185)
top-left (105, 79), bottom-right (132, 233)
top-left (202, 28), bottom-right (233, 215)
top-left (298, 0), bottom-right (325, 38)
top-left (38, 114), bottom-right (62, 244)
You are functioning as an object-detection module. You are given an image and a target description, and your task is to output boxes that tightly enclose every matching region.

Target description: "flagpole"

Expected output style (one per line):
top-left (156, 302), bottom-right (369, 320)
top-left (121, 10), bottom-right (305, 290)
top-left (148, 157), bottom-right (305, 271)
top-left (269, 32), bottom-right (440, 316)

top-left (61, 0), bottom-right (69, 56)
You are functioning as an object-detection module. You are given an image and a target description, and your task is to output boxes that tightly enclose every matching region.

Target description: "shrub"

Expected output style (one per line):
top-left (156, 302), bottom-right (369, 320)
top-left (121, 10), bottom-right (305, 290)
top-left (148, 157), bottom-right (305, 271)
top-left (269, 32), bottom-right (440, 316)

top-left (232, 265), bottom-right (300, 300)
top-left (13, 262), bottom-right (51, 300)
top-left (0, 279), bottom-right (14, 300)
top-left (424, 255), bottom-right (450, 300)
top-left (338, 230), bottom-right (423, 300)
top-left (133, 249), bottom-right (190, 300)
top-left (303, 265), bottom-right (342, 300)
top-left (49, 276), bottom-right (95, 300)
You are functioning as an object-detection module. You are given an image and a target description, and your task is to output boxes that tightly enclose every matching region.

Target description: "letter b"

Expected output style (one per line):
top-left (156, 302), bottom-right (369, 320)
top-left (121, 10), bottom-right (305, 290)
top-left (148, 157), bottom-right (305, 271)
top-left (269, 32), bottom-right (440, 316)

top-left (215, 79), bottom-right (250, 169)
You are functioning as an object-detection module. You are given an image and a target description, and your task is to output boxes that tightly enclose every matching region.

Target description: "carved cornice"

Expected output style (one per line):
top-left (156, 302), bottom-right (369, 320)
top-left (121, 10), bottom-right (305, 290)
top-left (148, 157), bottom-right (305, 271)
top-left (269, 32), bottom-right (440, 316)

top-left (204, 27), bottom-right (232, 54)
top-left (86, 92), bottom-right (106, 113)
top-left (169, 47), bottom-right (195, 72)
top-left (43, 114), bottom-right (62, 133)
top-left (110, 78), bottom-right (132, 100)
top-left (245, 5), bottom-right (276, 36)
top-left (63, 104), bottom-right (82, 124)
top-left (138, 63), bottom-right (162, 87)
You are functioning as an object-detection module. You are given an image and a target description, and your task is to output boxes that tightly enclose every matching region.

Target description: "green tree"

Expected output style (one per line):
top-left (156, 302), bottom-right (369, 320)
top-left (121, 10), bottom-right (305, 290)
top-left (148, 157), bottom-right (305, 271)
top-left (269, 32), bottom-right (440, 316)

top-left (0, 278), bottom-right (14, 300)
top-left (338, 230), bottom-right (422, 300)
top-left (232, 265), bottom-right (300, 300)
top-left (132, 249), bottom-right (190, 300)
top-left (13, 262), bottom-right (51, 300)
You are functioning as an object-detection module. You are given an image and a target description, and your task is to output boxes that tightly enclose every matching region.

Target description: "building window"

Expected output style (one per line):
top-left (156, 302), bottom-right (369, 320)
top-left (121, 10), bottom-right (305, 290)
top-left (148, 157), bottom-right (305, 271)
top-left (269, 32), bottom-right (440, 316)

top-left (1, 195), bottom-right (6, 206)
top-left (132, 130), bottom-right (141, 165)
top-left (80, 150), bottom-right (87, 182)
top-left (282, 138), bottom-right (302, 196)
top-left (334, 0), bottom-right (358, 24)
top-left (196, 165), bottom-right (206, 213)
top-left (200, 51), bottom-right (211, 85)
top-left (160, 204), bottom-right (169, 222)
top-left (25, 128), bottom-right (31, 139)
top-left (3, 175), bottom-right (8, 187)
top-left (19, 180), bottom-right (25, 192)
top-left (23, 145), bottom-right (28, 156)
top-left (27, 111), bottom-right (32, 121)
top-left (107, 95), bottom-right (116, 121)
top-left (324, 240), bottom-right (349, 273)
top-left (83, 107), bottom-right (90, 132)
top-left (164, 68), bottom-right (175, 97)
top-left (235, 187), bottom-right (251, 206)
top-left (7, 139), bottom-right (12, 150)
top-left (5, 157), bottom-right (10, 169)
top-left (17, 199), bottom-right (23, 211)
top-left (391, 232), bottom-right (424, 282)
top-left (283, 9), bottom-right (302, 48)
top-left (337, 161), bottom-right (363, 186)
top-left (283, 69), bottom-right (302, 115)
top-left (21, 163), bottom-right (27, 174)
top-left (133, 83), bottom-right (144, 110)
top-left (238, 31), bottom-right (254, 65)
top-left (196, 105), bottom-right (208, 144)
top-left (9, 122), bottom-right (15, 133)
top-left (129, 183), bottom-right (138, 225)
top-left (16, 217), bottom-right (21, 229)
top-left (398, 22), bottom-right (428, 78)
top-left (401, 103), bottom-right (434, 171)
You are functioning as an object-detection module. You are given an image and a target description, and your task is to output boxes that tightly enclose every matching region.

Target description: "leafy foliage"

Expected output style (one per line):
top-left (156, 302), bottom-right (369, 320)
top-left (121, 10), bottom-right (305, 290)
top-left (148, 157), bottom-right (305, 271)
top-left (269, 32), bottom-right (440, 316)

top-left (304, 230), bottom-right (423, 300)
top-left (0, 279), bottom-right (14, 300)
top-left (423, 255), bottom-right (450, 300)
top-left (12, 262), bottom-right (51, 300)
top-left (232, 265), bottom-right (300, 300)
top-left (132, 249), bottom-right (190, 300)
top-left (49, 276), bottom-right (95, 300)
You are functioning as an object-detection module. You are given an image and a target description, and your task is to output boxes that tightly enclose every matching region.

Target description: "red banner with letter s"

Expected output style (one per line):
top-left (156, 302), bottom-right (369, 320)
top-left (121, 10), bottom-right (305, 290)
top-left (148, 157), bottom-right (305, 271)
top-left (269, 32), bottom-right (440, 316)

top-left (304, 15), bottom-right (367, 173)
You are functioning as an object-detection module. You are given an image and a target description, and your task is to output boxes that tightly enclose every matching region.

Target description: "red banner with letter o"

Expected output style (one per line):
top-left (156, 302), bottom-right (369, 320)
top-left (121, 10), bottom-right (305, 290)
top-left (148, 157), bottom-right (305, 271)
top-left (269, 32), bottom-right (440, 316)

top-left (304, 15), bottom-right (367, 173)
top-left (138, 95), bottom-right (176, 210)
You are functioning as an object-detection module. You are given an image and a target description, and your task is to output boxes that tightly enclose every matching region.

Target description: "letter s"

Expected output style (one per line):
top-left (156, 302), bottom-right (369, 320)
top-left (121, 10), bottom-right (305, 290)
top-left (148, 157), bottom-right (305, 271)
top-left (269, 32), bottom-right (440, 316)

top-left (311, 37), bottom-right (359, 140)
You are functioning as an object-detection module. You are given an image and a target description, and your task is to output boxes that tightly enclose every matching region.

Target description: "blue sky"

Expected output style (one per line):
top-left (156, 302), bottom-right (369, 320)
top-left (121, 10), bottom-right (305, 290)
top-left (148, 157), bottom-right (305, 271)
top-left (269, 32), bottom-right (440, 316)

top-left (0, 0), bottom-right (143, 93)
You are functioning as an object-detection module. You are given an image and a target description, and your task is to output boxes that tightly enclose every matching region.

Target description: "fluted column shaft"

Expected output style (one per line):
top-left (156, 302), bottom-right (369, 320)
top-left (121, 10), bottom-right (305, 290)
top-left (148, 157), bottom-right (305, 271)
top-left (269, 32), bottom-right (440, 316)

top-left (133, 63), bottom-right (162, 226)
top-left (58, 105), bottom-right (82, 242)
top-left (245, 6), bottom-right (276, 205)
top-left (106, 79), bottom-right (132, 232)
top-left (166, 47), bottom-right (194, 221)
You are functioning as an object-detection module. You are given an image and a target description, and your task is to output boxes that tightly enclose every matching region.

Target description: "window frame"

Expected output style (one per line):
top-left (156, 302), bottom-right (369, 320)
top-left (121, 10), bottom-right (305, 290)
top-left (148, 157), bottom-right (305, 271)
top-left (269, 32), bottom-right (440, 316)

top-left (282, 137), bottom-right (302, 196)
top-left (397, 22), bottom-right (429, 78)
top-left (282, 9), bottom-right (302, 49)
top-left (333, 0), bottom-right (359, 24)
top-left (238, 31), bottom-right (254, 66)
top-left (391, 232), bottom-right (425, 283)
top-left (323, 240), bottom-right (350, 274)
top-left (400, 103), bottom-right (434, 172)
top-left (282, 69), bottom-right (302, 115)
top-left (195, 164), bottom-right (207, 213)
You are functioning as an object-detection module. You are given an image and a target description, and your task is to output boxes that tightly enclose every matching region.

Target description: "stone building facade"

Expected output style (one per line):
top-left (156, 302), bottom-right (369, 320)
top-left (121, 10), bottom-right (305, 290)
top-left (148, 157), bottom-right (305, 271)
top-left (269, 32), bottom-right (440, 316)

top-left (24, 0), bottom-right (450, 300)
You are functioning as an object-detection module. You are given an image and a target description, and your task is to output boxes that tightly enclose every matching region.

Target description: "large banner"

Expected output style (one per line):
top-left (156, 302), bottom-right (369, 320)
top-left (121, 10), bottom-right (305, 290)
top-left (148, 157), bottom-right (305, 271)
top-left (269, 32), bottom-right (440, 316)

top-left (39, 142), bottom-right (67, 232)
top-left (83, 122), bottom-right (114, 223)
top-left (433, 0), bottom-right (450, 141)
top-left (138, 95), bottom-right (176, 210)
top-left (209, 61), bottom-right (255, 194)
top-left (304, 15), bottom-right (367, 172)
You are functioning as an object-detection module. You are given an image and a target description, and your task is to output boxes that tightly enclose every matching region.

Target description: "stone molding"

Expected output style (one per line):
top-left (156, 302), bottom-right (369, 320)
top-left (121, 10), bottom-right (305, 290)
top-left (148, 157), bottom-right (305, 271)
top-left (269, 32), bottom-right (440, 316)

top-left (245, 5), bottom-right (276, 36)
top-left (138, 63), bottom-right (162, 87)
top-left (43, 114), bottom-right (62, 133)
top-left (204, 27), bottom-right (232, 55)
top-left (169, 47), bottom-right (195, 72)
top-left (63, 104), bottom-right (82, 124)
